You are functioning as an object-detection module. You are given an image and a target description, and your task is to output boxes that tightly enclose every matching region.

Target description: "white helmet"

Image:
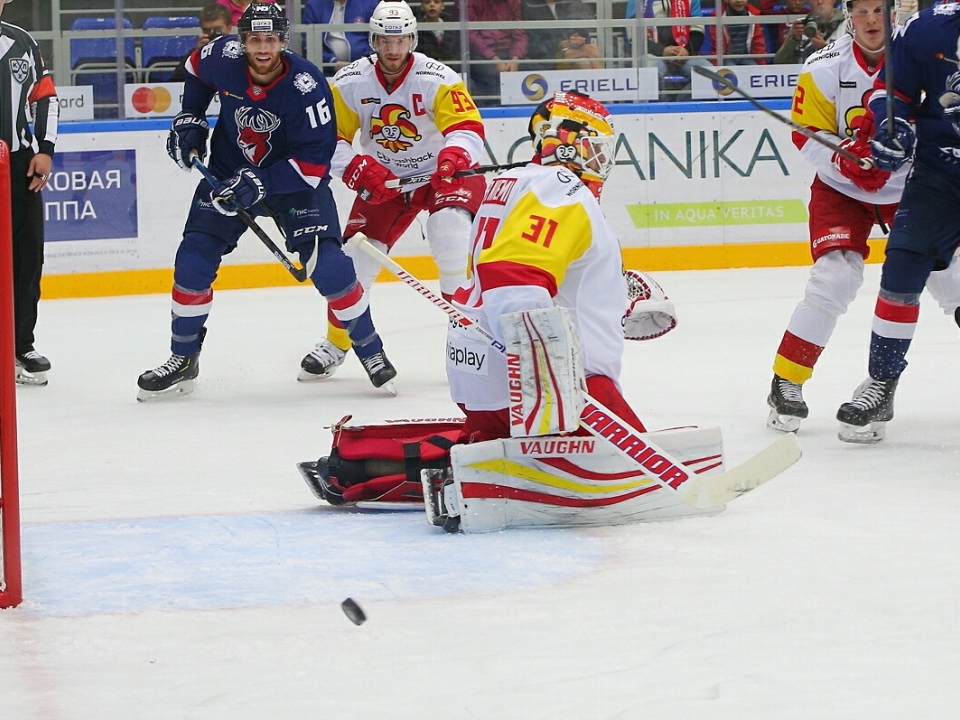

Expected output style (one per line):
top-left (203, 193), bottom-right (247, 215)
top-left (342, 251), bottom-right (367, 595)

top-left (369, 1), bottom-right (418, 52)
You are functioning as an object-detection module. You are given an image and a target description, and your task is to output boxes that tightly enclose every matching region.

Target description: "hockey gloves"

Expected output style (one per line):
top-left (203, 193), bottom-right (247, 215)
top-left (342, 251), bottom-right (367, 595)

top-left (167, 112), bottom-right (210, 171)
top-left (623, 269), bottom-right (678, 340)
top-left (869, 116), bottom-right (915, 172)
top-left (431, 146), bottom-right (472, 189)
top-left (210, 167), bottom-right (267, 216)
top-left (832, 138), bottom-right (890, 193)
top-left (343, 154), bottom-right (401, 205)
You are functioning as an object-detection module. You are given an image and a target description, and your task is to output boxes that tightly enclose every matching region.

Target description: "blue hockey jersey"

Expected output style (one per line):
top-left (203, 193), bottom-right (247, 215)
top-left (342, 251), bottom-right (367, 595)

top-left (871, 2), bottom-right (960, 176)
top-left (181, 35), bottom-right (338, 196)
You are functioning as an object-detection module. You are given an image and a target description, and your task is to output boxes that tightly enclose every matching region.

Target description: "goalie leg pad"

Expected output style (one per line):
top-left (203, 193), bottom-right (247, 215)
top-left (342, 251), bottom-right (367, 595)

top-left (623, 269), bottom-right (678, 341)
top-left (501, 306), bottom-right (586, 437)
top-left (307, 416), bottom-right (464, 505)
top-left (445, 426), bottom-right (725, 533)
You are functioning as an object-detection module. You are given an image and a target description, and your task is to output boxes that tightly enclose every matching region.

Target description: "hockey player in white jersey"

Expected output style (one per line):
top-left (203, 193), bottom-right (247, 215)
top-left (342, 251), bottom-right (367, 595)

top-left (766, 0), bottom-right (960, 433)
top-left (298, 0), bottom-right (487, 384)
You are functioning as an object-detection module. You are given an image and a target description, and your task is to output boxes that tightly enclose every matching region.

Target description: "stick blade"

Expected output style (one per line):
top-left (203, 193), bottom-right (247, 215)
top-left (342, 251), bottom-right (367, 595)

top-left (683, 433), bottom-right (801, 510)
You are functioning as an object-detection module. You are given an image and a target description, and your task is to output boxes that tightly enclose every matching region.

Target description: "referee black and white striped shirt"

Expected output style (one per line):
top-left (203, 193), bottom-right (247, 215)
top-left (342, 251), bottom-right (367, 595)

top-left (0, 18), bottom-right (58, 155)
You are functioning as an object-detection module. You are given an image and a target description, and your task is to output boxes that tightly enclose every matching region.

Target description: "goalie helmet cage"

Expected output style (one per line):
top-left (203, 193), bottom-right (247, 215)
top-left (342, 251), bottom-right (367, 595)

top-left (0, 140), bottom-right (21, 609)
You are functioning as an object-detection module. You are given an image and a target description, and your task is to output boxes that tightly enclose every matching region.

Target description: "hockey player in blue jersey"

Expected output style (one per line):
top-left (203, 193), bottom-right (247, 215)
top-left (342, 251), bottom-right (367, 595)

top-left (137, 3), bottom-right (396, 400)
top-left (837, 1), bottom-right (960, 442)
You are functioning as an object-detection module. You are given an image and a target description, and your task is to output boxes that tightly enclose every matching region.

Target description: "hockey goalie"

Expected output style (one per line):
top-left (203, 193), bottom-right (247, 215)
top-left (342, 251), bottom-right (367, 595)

top-left (298, 92), bottom-right (797, 531)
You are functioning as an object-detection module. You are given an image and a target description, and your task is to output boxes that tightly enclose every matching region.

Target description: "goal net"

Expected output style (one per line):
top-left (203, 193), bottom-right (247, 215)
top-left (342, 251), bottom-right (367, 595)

top-left (0, 139), bottom-right (21, 609)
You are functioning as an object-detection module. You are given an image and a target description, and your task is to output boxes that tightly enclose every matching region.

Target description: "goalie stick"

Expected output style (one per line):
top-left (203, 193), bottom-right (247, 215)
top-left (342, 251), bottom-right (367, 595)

top-left (691, 65), bottom-right (872, 168)
top-left (384, 161), bottom-right (529, 190)
top-left (347, 234), bottom-right (801, 510)
top-left (191, 157), bottom-right (312, 283)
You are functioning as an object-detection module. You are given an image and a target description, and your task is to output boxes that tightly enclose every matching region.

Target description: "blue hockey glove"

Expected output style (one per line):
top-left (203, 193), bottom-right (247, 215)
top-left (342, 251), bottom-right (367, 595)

top-left (869, 116), bottom-right (915, 172)
top-left (210, 167), bottom-right (267, 216)
top-left (939, 90), bottom-right (960, 126)
top-left (166, 112), bottom-right (209, 171)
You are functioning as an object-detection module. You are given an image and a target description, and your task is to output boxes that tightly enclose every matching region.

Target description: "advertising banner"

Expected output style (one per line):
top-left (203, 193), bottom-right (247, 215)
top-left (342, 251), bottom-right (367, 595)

top-left (499, 68), bottom-right (659, 105)
top-left (57, 86), bottom-right (95, 122)
top-left (123, 82), bottom-right (222, 118)
top-left (691, 64), bottom-right (803, 100)
top-left (44, 150), bottom-right (138, 242)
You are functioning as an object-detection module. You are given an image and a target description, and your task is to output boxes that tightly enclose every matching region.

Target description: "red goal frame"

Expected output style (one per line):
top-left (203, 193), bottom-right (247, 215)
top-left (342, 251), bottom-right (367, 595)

top-left (0, 140), bottom-right (21, 609)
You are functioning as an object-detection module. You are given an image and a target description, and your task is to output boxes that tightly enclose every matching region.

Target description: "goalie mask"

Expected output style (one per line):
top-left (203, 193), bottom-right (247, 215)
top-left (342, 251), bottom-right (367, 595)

top-left (528, 91), bottom-right (616, 198)
top-left (369, 0), bottom-right (419, 53)
top-left (238, 3), bottom-right (290, 45)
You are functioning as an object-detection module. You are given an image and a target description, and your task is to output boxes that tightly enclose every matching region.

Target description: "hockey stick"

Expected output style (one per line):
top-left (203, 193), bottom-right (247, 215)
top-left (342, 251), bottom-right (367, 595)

top-left (384, 161), bottom-right (529, 190)
top-left (691, 65), bottom-right (871, 167)
top-left (347, 234), bottom-right (801, 510)
top-left (191, 157), bottom-right (309, 283)
top-left (882, 0), bottom-right (899, 139)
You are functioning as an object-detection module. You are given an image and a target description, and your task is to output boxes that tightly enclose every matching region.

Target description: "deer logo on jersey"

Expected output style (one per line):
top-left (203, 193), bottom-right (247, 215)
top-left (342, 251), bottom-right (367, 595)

top-left (370, 103), bottom-right (421, 152)
top-left (235, 107), bottom-right (281, 165)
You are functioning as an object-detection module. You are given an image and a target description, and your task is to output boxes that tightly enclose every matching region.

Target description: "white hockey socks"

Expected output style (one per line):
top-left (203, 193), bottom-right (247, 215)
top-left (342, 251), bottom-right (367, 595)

top-left (501, 306), bottom-right (586, 437)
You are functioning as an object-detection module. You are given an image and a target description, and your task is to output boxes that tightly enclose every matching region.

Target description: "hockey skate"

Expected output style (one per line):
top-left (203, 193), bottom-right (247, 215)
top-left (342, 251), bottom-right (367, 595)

top-left (766, 374), bottom-right (808, 432)
top-left (360, 350), bottom-right (397, 396)
top-left (422, 467), bottom-right (461, 533)
top-left (15, 349), bottom-right (51, 387)
top-left (836, 376), bottom-right (898, 444)
top-left (296, 458), bottom-right (346, 506)
top-left (298, 340), bottom-right (346, 381)
top-left (137, 329), bottom-right (205, 402)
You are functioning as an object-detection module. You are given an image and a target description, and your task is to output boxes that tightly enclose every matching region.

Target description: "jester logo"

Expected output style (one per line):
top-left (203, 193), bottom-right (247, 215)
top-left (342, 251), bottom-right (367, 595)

top-left (235, 106), bottom-right (281, 165)
top-left (370, 103), bottom-right (421, 152)
top-left (842, 90), bottom-right (872, 138)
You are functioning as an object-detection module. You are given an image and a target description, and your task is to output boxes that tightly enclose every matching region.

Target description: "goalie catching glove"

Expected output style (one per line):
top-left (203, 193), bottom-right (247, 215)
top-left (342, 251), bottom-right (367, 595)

top-left (343, 154), bottom-right (401, 204)
top-left (210, 167), bottom-right (267, 216)
top-left (501, 306), bottom-right (586, 437)
top-left (167, 111), bottom-right (209, 171)
top-left (623, 269), bottom-right (677, 340)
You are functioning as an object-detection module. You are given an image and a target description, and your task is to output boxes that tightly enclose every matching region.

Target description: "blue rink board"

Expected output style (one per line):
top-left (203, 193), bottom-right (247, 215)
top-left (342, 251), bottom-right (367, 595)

top-left (20, 511), bottom-right (605, 617)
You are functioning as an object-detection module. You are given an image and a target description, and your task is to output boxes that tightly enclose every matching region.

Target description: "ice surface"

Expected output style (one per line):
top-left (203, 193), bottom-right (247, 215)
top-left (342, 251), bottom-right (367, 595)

top-left (2, 265), bottom-right (960, 718)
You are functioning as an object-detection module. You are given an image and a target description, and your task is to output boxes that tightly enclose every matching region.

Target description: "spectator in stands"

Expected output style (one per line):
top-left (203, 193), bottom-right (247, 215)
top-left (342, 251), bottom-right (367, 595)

top-left (216, 0), bottom-right (263, 26)
top-left (709, 0), bottom-right (768, 64)
top-left (522, 0), bottom-right (602, 71)
top-left (467, 0), bottom-right (527, 104)
top-left (627, 0), bottom-right (711, 98)
top-left (170, 4), bottom-right (233, 83)
top-left (302, 0), bottom-right (378, 75)
top-left (414, 0), bottom-right (461, 71)
top-left (774, 0), bottom-right (843, 64)
top-left (771, 0), bottom-right (811, 51)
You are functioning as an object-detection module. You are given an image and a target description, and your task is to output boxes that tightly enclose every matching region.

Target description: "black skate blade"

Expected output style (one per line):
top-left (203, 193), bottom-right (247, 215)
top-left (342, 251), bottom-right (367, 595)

top-left (136, 379), bottom-right (196, 403)
top-left (838, 421), bottom-right (885, 444)
top-left (297, 461), bottom-right (328, 500)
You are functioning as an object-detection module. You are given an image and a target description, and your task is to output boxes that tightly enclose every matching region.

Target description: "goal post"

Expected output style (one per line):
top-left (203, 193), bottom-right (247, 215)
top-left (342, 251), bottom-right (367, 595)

top-left (0, 140), bottom-right (21, 610)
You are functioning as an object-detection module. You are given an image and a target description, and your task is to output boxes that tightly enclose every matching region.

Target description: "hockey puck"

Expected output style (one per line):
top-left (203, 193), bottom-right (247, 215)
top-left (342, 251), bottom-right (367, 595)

top-left (341, 598), bottom-right (366, 625)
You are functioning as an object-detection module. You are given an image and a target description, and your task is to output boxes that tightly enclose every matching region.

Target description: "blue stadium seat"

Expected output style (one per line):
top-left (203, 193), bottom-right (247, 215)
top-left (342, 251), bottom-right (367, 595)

top-left (69, 17), bottom-right (137, 119)
top-left (142, 16), bottom-right (201, 83)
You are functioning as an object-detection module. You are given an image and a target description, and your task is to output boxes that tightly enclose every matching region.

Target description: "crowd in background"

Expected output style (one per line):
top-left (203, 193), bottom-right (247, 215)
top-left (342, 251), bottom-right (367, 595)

top-left (52, 0), bottom-right (842, 111)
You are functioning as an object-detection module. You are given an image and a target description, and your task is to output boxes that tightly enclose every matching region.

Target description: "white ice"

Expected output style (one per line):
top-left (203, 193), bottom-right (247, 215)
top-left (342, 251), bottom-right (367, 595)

top-left (3, 264), bottom-right (960, 719)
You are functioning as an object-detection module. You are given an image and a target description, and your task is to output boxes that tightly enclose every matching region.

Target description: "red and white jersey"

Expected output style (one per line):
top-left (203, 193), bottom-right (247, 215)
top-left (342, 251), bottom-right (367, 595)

top-left (330, 52), bottom-right (484, 185)
top-left (791, 33), bottom-right (906, 205)
top-left (447, 162), bottom-right (627, 412)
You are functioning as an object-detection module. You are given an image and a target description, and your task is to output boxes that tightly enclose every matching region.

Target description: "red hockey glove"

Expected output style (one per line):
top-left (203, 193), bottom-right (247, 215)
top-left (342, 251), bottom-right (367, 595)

top-left (431, 146), bottom-right (472, 189)
top-left (343, 154), bottom-right (401, 205)
top-left (832, 138), bottom-right (890, 193)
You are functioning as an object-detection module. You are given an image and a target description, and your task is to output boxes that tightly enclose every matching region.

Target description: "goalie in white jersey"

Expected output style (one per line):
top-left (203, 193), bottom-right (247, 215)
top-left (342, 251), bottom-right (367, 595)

top-left (299, 0), bottom-right (487, 384)
top-left (766, 0), bottom-right (960, 433)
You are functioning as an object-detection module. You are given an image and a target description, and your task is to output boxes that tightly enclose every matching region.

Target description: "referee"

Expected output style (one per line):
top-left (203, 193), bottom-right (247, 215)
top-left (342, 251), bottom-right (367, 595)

top-left (0, 0), bottom-right (58, 386)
